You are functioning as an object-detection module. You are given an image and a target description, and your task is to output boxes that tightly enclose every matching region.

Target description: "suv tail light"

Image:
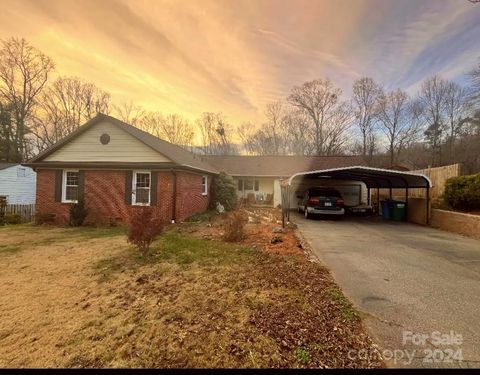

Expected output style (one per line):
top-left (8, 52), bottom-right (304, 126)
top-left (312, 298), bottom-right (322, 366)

top-left (308, 198), bottom-right (319, 205)
top-left (336, 199), bottom-right (344, 206)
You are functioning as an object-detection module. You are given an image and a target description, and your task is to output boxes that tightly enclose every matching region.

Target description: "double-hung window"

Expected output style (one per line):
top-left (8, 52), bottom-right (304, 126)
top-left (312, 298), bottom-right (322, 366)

top-left (240, 179), bottom-right (259, 192)
top-left (133, 171), bottom-right (151, 205)
top-left (63, 170), bottom-right (79, 203)
top-left (201, 175), bottom-right (208, 196)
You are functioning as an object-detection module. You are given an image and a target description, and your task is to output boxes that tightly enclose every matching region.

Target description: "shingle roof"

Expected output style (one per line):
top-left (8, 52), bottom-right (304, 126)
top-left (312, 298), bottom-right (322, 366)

top-left (0, 162), bottom-right (17, 171)
top-left (203, 155), bottom-right (366, 177)
top-left (29, 114), bottom-right (218, 174)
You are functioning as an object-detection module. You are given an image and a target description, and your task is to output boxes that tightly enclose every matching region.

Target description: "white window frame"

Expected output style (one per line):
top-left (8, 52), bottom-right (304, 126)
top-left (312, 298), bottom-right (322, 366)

top-left (132, 170), bottom-right (151, 206)
top-left (62, 169), bottom-right (79, 203)
top-left (201, 175), bottom-right (208, 196)
top-left (17, 167), bottom-right (26, 177)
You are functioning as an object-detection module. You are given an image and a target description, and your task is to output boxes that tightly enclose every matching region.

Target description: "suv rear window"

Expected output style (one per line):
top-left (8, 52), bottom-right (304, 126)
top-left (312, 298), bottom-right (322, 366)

top-left (309, 189), bottom-right (342, 197)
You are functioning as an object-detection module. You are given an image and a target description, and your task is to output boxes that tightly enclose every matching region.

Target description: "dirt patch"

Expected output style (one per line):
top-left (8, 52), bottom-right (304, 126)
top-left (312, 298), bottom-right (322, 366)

top-left (0, 222), bottom-right (382, 368)
top-left (177, 208), bottom-right (304, 257)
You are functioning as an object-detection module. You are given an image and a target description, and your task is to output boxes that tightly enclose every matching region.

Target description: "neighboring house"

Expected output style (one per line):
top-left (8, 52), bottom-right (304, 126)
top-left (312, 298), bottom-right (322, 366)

top-left (0, 163), bottom-right (36, 205)
top-left (25, 114), bottom-right (217, 225)
top-left (203, 155), bottom-right (367, 207)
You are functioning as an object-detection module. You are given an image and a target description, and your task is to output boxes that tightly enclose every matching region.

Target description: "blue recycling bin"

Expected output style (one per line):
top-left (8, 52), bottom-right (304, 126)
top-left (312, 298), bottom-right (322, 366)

top-left (381, 200), bottom-right (391, 220)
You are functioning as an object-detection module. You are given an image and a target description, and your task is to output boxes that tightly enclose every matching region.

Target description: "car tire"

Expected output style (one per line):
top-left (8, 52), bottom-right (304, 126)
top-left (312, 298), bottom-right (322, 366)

top-left (304, 207), bottom-right (310, 219)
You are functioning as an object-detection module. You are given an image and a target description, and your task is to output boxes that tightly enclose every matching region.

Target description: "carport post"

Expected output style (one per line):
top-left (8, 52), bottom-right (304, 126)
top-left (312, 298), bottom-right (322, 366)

top-left (389, 187), bottom-right (392, 200)
top-left (287, 185), bottom-right (290, 222)
top-left (367, 187), bottom-right (370, 205)
top-left (376, 187), bottom-right (380, 215)
top-left (426, 187), bottom-right (430, 225)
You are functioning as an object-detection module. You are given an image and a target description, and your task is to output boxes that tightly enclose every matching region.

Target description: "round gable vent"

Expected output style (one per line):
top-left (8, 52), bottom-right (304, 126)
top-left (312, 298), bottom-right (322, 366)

top-left (100, 133), bottom-right (110, 145)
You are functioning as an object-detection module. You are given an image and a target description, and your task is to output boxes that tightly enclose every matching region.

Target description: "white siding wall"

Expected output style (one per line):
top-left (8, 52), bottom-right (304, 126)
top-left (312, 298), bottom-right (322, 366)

top-left (274, 179), bottom-right (282, 207)
top-left (234, 177), bottom-right (275, 205)
top-left (0, 165), bottom-right (36, 204)
top-left (44, 120), bottom-right (171, 162)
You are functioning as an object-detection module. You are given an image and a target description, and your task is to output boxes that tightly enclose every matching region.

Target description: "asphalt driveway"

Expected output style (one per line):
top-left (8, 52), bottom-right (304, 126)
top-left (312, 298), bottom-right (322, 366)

top-left (294, 213), bottom-right (480, 368)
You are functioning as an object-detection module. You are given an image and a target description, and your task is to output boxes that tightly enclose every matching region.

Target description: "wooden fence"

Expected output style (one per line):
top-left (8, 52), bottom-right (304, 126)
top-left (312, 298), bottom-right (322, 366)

top-left (408, 163), bottom-right (463, 199)
top-left (372, 163), bottom-right (463, 203)
top-left (2, 204), bottom-right (36, 223)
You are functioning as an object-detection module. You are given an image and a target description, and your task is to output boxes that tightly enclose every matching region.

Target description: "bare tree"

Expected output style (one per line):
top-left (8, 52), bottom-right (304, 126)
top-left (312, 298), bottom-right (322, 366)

top-left (283, 109), bottom-right (314, 155)
top-left (113, 101), bottom-right (145, 126)
top-left (31, 76), bottom-right (110, 151)
top-left (323, 101), bottom-right (354, 155)
top-left (0, 37), bottom-right (54, 161)
top-left (376, 89), bottom-right (417, 165)
top-left (263, 101), bottom-right (287, 155)
top-left (470, 59), bottom-right (480, 106)
top-left (444, 81), bottom-right (471, 157)
top-left (240, 127), bottom-right (277, 155)
top-left (0, 101), bottom-right (14, 160)
top-left (141, 112), bottom-right (193, 147)
top-left (287, 79), bottom-right (345, 155)
top-left (352, 77), bottom-right (382, 163)
top-left (196, 112), bottom-right (237, 154)
top-left (238, 101), bottom-right (289, 155)
top-left (418, 75), bottom-right (449, 166)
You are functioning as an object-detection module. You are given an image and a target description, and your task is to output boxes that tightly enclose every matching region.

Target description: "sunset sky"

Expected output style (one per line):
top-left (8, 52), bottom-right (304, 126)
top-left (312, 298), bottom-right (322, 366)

top-left (1, 0), bottom-right (479, 125)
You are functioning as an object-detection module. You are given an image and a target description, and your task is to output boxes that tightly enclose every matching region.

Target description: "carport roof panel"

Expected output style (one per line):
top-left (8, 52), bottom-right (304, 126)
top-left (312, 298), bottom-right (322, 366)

top-left (286, 166), bottom-right (432, 188)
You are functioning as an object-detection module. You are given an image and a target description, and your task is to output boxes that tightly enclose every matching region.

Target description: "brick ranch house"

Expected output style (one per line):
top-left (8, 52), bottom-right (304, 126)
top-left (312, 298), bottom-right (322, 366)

top-left (25, 114), bottom-right (366, 225)
top-left (25, 114), bottom-right (218, 225)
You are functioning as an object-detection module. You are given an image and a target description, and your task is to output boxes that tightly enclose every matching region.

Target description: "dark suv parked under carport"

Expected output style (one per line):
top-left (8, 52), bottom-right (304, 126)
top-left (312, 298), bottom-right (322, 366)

top-left (297, 187), bottom-right (345, 219)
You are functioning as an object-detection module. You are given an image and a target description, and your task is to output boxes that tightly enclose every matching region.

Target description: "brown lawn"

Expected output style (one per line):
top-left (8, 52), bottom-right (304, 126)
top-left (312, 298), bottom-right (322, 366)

top-left (0, 213), bottom-right (383, 368)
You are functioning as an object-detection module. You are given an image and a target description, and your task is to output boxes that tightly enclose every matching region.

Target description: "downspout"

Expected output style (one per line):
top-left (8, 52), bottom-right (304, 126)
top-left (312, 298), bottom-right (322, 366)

top-left (171, 169), bottom-right (177, 223)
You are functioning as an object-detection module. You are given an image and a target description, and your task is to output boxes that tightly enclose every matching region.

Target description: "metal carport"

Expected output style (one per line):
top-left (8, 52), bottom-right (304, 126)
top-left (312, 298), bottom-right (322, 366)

top-left (280, 165), bottom-right (432, 226)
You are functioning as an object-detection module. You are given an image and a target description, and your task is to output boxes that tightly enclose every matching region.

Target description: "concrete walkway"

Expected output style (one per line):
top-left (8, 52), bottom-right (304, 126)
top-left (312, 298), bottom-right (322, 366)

top-left (294, 213), bottom-right (480, 368)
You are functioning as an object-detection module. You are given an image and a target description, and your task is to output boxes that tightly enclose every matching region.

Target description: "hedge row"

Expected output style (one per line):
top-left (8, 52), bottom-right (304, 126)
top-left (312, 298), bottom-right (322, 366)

top-left (444, 173), bottom-right (480, 211)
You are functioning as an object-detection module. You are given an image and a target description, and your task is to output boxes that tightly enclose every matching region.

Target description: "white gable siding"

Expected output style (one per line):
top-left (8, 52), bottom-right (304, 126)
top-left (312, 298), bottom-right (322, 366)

top-left (0, 165), bottom-right (36, 204)
top-left (44, 120), bottom-right (171, 162)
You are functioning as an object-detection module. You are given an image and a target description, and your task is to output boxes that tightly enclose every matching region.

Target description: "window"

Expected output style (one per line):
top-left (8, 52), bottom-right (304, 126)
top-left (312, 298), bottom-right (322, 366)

top-left (241, 179), bottom-right (259, 191)
top-left (244, 179), bottom-right (254, 190)
top-left (63, 170), bottom-right (79, 203)
top-left (201, 175), bottom-right (208, 196)
top-left (17, 167), bottom-right (26, 177)
top-left (133, 171), bottom-right (151, 205)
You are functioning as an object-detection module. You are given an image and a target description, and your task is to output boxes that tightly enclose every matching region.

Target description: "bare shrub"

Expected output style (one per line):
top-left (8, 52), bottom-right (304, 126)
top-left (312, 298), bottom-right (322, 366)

top-left (222, 210), bottom-right (248, 242)
top-left (127, 207), bottom-right (165, 256)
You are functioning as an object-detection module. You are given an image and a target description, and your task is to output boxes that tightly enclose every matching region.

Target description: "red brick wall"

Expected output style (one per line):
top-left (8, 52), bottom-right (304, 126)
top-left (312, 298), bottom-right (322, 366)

top-left (35, 169), bottom-right (211, 225)
top-left (175, 171), bottom-right (211, 220)
top-left (36, 169), bottom-right (71, 224)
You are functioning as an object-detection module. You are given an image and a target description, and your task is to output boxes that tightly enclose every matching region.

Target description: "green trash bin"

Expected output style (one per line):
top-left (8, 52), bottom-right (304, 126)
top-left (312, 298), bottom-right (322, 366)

top-left (391, 201), bottom-right (407, 221)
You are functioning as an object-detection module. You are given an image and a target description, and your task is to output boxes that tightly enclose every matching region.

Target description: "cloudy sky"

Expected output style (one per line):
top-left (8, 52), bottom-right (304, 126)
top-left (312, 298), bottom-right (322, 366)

top-left (1, 0), bottom-right (479, 124)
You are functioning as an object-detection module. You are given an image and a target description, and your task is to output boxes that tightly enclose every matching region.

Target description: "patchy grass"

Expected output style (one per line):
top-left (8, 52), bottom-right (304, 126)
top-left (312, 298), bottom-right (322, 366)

top-left (0, 223), bottom-right (36, 232)
top-left (0, 224), bottom-right (381, 368)
top-left (328, 287), bottom-right (361, 323)
top-left (184, 210), bottom-right (217, 223)
top-left (0, 244), bottom-right (22, 255)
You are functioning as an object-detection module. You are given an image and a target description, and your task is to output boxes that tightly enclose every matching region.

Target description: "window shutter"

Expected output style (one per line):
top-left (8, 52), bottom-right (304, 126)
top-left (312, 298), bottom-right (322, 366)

top-left (54, 170), bottom-right (63, 202)
top-left (238, 179), bottom-right (243, 191)
top-left (78, 170), bottom-right (85, 201)
top-left (125, 171), bottom-right (133, 205)
top-left (254, 180), bottom-right (259, 192)
top-left (150, 171), bottom-right (158, 206)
